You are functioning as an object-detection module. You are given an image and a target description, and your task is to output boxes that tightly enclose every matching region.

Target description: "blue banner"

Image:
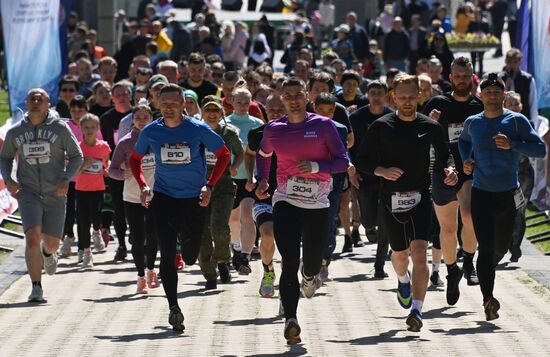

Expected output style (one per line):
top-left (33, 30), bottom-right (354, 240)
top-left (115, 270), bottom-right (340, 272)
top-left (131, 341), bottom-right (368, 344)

top-left (516, 0), bottom-right (532, 73)
top-left (532, 0), bottom-right (550, 108)
top-left (1, 0), bottom-right (62, 112)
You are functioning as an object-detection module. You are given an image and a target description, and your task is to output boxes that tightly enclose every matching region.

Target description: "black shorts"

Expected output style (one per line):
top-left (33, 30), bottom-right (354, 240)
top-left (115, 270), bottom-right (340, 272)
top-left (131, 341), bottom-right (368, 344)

top-left (431, 172), bottom-right (471, 206)
top-left (253, 202), bottom-right (273, 227)
top-left (232, 179), bottom-right (256, 209)
top-left (380, 191), bottom-right (432, 252)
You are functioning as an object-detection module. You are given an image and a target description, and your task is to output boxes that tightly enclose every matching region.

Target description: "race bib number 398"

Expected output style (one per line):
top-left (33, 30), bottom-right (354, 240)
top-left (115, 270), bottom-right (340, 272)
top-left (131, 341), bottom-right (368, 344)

top-left (160, 143), bottom-right (191, 164)
top-left (391, 191), bottom-right (421, 213)
top-left (23, 141), bottom-right (51, 164)
top-left (286, 176), bottom-right (320, 200)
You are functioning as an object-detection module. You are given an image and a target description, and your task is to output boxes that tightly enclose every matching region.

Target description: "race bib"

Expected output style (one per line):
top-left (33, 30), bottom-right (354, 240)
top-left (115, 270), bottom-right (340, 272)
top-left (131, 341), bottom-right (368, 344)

top-left (23, 141), bottom-right (51, 164)
top-left (252, 203), bottom-right (273, 223)
top-left (513, 187), bottom-right (526, 210)
top-left (286, 176), bottom-right (320, 200)
top-left (83, 159), bottom-right (103, 174)
top-left (391, 191), bottom-right (421, 213)
top-left (160, 143), bottom-right (191, 164)
top-left (141, 153), bottom-right (156, 170)
top-left (448, 123), bottom-right (464, 144)
top-left (205, 150), bottom-right (217, 166)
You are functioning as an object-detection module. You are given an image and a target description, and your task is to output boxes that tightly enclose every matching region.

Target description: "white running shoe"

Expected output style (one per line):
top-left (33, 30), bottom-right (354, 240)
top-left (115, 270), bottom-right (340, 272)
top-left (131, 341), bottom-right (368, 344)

top-left (77, 250), bottom-right (84, 264)
top-left (40, 241), bottom-right (58, 275)
top-left (27, 284), bottom-right (46, 303)
top-left (92, 230), bottom-right (105, 252)
top-left (59, 236), bottom-right (75, 257)
top-left (82, 248), bottom-right (93, 268)
top-left (300, 270), bottom-right (321, 299)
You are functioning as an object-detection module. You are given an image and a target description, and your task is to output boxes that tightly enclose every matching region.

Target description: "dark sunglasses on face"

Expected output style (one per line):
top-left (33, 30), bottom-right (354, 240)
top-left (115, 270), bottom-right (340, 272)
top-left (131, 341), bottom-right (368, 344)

top-left (212, 72), bottom-right (223, 78)
top-left (61, 88), bottom-right (76, 92)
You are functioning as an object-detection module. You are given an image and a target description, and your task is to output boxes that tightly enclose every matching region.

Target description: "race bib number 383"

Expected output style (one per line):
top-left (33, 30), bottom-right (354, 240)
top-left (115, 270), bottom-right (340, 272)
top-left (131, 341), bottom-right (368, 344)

top-left (391, 191), bottom-right (421, 213)
top-left (23, 141), bottom-right (51, 164)
top-left (160, 143), bottom-right (191, 164)
top-left (286, 176), bottom-right (320, 201)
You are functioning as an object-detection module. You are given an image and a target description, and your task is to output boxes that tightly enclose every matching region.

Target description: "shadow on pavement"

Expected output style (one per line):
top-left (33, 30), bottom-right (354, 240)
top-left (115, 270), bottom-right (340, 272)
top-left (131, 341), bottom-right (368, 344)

top-left (430, 321), bottom-right (518, 335)
top-left (0, 300), bottom-right (49, 308)
top-left (331, 274), bottom-right (368, 283)
top-left (94, 326), bottom-right (186, 342)
top-left (327, 329), bottom-right (430, 345)
top-left (82, 293), bottom-right (148, 303)
top-left (245, 343), bottom-right (308, 356)
top-left (424, 306), bottom-right (476, 319)
top-left (213, 316), bottom-right (283, 326)
top-left (99, 280), bottom-right (135, 288)
top-left (348, 256), bottom-right (376, 264)
top-left (496, 263), bottom-right (520, 271)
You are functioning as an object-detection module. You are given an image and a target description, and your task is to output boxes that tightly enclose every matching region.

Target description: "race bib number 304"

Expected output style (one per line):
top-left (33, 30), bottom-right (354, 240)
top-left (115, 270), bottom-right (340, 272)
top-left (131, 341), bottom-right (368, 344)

top-left (391, 191), bottom-right (421, 213)
top-left (160, 143), bottom-right (191, 164)
top-left (286, 176), bottom-right (320, 201)
top-left (23, 141), bottom-right (51, 164)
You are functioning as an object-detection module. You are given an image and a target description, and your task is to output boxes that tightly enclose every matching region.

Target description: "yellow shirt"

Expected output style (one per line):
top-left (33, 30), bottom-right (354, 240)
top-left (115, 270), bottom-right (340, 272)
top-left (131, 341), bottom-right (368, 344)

top-left (455, 14), bottom-right (473, 34)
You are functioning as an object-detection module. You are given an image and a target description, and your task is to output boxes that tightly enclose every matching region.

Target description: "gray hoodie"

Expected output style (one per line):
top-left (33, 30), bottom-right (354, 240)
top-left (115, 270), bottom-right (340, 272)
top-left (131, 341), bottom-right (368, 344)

top-left (0, 110), bottom-right (83, 196)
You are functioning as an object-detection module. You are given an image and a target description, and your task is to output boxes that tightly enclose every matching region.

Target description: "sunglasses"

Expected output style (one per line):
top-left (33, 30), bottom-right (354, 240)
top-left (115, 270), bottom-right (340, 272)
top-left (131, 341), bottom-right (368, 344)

top-left (212, 72), bottom-right (223, 78)
top-left (61, 88), bottom-right (76, 92)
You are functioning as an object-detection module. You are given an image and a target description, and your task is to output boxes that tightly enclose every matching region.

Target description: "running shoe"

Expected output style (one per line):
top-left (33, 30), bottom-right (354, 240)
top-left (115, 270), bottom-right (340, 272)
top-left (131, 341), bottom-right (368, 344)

top-left (259, 271), bottom-right (276, 297)
top-left (92, 230), bottom-right (105, 252)
top-left (319, 264), bottom-right (330, 282)
top-left (28, 284), bottom-right (46, 303)
top-left (40, 241), bottom-right (58, 275)
top-left (406, 309), bottom-right (423, 332)
top-left (146, 270), bottom-right (160, 289)
top-left (351, 229), bottom-right (364, 247)
top-left (168, 306), bottom-right (185, 332)
top-left (238, 254), bottom-right (252, 275)
top-left (341, 235), bottom-right (353, 253)
top-left (205, 279), bottom-right (217, 290)
top-left (463, 264), bottom-right (480, 286)
top-left (114, 246), bottom-right (127, 261)
top-left (430, 271), bottom-right (444, 287)
top-left (365, 227), bottom-right (378, 243)
top-left (374, 270), bottom-right (388, 279)
top-left (397, 277), bottom-right (412, 309)
top-left (484, 297), bottom-right (500, 321)
top-left (101, 228), bottom-right (110, 247)
top-left (218, 262), bottom-right (232, 283)
top-left (59, 236), bottom-right (74, 257)
top-left (174, 253), bottom-right (185, 270)
top-left (510, 246), bottom-right (522, 262)
top-left (284, 318), bottom-right (301, 345)
top-left (77, 249), bottom-right (84, 264)
top-left (136, 276), bottom-right (148, 294)
top-left (446, 267), bottom-right (463, 305)
top-left (231, 246), bottom-right (242, 271)
top-left (82, 248), bottom-right (93, 268)
top-left (251, 245), bottom-right (260, 255)
top-left (300, 271), bottom-right (321, 299)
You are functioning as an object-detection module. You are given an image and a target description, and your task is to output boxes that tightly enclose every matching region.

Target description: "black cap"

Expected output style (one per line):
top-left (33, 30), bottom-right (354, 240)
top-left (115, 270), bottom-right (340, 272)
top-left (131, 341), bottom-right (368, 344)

top-left (480, 72), bottom-right (505, 91)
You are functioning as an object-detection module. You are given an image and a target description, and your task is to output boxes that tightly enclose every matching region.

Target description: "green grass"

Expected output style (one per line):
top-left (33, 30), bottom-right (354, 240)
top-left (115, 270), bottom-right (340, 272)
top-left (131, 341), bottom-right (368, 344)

top-left (526, 205), bottom-right (550, 254)
top-left (0, 91), bottom-right (9, 127)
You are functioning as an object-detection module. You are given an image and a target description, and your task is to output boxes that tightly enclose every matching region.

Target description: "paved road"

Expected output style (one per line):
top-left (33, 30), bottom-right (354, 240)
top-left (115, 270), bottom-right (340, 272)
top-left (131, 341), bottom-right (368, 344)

top-left (1, 231), bottom-right (550, 356)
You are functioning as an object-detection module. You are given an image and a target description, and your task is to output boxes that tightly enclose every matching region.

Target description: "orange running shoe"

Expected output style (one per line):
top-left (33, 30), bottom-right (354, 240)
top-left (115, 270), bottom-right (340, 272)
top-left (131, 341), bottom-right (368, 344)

top-left (174, 253), bottom-right (185, 270)
top-left (136, 276), bottom-right (148, 294)
top-left (147, 270), bottom-right (160, 289)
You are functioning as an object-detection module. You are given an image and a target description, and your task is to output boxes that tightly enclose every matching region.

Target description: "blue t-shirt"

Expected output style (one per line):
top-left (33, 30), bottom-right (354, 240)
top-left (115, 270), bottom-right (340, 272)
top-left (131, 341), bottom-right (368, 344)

top-left (459, 110), bottom-right (546, 192)
top-left (226, 113), bottom-right (263, 179)
top-left (134, 116), bottom-right (225, 198)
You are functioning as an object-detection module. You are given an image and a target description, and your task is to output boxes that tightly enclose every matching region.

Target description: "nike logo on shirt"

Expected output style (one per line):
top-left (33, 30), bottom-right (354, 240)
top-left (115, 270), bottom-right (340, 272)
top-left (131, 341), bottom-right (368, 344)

top-left (418, 133), bottom-right (428, 138)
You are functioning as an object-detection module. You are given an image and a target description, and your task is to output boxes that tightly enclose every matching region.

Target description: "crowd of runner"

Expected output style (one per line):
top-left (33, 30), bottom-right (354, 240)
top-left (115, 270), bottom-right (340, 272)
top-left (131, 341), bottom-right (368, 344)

top-left (1, 1), bottom-right (548, 345)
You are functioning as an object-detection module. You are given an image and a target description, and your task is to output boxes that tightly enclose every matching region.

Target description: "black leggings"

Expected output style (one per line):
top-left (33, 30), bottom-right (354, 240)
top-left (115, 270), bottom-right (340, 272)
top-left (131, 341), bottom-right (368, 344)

top-left (125, 201), bottom-right (158, 277)
top-left (108, 178), bottom-right (127, 247)
top-left (76, 190), bottom-right (104, 250)
top-left (273, 201), bottom-right (328, 320)
top-left (471, 187), bottom-right (517, 300)
top-left (152, 191), bottom-right (206, 308)
top-left (63, 181), bottom-right (77, 238)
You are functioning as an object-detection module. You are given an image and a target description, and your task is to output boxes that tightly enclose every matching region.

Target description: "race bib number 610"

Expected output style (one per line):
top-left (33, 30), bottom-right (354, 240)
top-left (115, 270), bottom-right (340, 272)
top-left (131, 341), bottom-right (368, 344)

top-left (160, 143), bottom-right (191, 164)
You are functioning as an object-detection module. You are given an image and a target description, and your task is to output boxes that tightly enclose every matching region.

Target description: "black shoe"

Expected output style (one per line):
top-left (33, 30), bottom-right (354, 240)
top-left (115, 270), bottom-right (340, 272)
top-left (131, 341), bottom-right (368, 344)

top-left (510, 247), bottom-right (522, 263)
top-left (456, 247), bottom-right (464, 261)
top-left (492, 51), bottom-right (503, 58)
top-left (430, 271), bottom-right (444, 286)
top-left (446, 267), bottom-right (463, 305)
top-left (365, 227), bottom-right (378, 243)
top-left (232, 250), bottom-right (242, 271)
top-left (484, 297), bottom-right (500, 321)
top-left (342, 235), bottom-right (353, 253)
top-left (238, 255), bottom-right (252, 275)
top-left (351, 229), bottom-right (364, 247)
top-left (168, 306), bottom-right (185, 332)
top-left (463, 264), bottom-right (480, 286)
top-left (374, 270), bottom-right (388, 279)
top-left (218, 262), bottom-right (232, 283)
top-left (205, 279), bottom-right (217, 290)
top-left (114, 246), bottom-right (127, 261)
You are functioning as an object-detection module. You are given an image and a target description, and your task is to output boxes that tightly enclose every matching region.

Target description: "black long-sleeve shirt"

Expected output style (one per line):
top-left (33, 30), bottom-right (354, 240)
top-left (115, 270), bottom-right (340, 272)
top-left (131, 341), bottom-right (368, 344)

top-left (355, 112), bottom-right (453, 194)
